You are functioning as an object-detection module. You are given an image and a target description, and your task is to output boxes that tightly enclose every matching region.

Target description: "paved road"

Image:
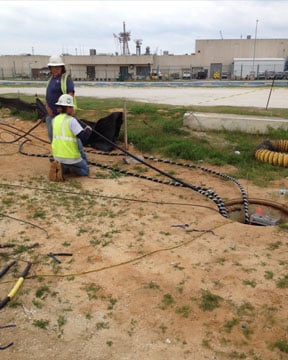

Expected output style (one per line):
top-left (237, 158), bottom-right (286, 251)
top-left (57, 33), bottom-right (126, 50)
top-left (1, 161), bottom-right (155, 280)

top-left (0, 83), bottom-right (287, 108)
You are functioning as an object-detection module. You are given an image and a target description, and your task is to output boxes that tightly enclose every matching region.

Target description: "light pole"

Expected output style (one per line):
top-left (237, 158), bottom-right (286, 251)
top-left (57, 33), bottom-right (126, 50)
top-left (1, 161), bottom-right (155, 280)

top-left (252, 19), bottom-right (259, 77)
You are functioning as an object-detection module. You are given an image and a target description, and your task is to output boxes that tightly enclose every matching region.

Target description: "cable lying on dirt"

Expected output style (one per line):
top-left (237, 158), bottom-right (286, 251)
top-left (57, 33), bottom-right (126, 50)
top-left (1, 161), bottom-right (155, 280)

top-left (0, 324), bottom-right (16, 351)
top-left (24, 221), bottom-right (227, 280)
top-left (141, 155), bottom-right (249, 224)
top-left (0, 120), bottom-right (46, 144)
top-left (0, 212), bottom-right (49, 238)
top-left (2, 114), bottom-right (251, 222)
top-left (0, 262), bottom-right (32, 310)
top-left (18, 140), bottom-right (229, 219)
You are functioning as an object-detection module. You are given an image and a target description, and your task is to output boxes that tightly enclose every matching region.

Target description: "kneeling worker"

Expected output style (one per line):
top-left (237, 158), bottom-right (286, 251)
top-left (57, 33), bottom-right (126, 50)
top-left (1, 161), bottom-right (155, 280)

top-left (49, 94), bottom-right (92, 181)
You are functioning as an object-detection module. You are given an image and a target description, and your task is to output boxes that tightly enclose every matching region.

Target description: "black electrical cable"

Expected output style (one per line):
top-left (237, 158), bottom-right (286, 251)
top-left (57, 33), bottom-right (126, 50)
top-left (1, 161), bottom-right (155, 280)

top-left (18, 140), bottom-right (228, 218)
top-left (0, 213), bottom-right (49, 238)
top-left (0, 262), bottom-right (32, 310)
top-left (85, 148), bottom-right (249, 223)
top-left (2, 114), bottom-right (253, 220)
top-left (144, 156), bottom-right (250, 224)
top-left (0, 119), bottom-right (44, 144)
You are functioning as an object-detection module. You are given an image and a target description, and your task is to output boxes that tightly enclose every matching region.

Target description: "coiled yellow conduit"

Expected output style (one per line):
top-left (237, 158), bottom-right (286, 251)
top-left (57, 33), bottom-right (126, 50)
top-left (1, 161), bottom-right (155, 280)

top-left (254, 140), bottom-right (288, 167)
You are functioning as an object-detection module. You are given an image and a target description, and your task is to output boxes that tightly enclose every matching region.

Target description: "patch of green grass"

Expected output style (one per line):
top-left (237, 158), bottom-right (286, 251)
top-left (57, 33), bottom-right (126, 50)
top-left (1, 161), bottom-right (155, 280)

top-left (2, 197), bottom-right (14, 206)
top-left (32, 299), bottom-right (43, 309)
top-left (175, 305), bottom-right (191, 318)
top-left (57, 315), bottom-right (67, 330)
top-left (89, 237), bottom-right (101, 246)
top-left (62, 241), bottom-right (71, 247)
top-left (86, 283), bottom-right (101, 300)
top-left (201, 339), bottom-right (212, 349)
top-left (11, 109), bottom-right (39, 121)
top-left (127, 318), bottom-right (137, 337)
top-left (242, 279), bottom-right (257, 288)
top-left (96, 321), bottom-right (110, 330)
top-left (273, 339), bottom-right (288, 353)
top-left (264, 271), bottom-right (274, 280)
top-left (172, 262), bottom-right (184, 270)
top-left (159, 323), bottom-right (167, 334)
top-left (228, 350), bottom-right (247, 359)
top-left (107, 297), bottom-right (117, 310)
top-left (161, 293), bottom-right (175, 309)
top-left (85, 312), bottom-right (93, 320)
top-left (35, 285), bottom-right (50, 299)
top-left (32, 209), bottom-right (46, 219)
top-left (276, 274), bottom-right (288, 288)
top-left (223, 318), bottom-right (239, 333)
top-left (199, 289), bottom-right (222, 311)
top-left (128, 103), bottom-right (159, 115)
top-left (242, 327), bottom-right (254, 339)
top-left (236, 301), bottom-right (255, 317)
top-left (145, 281), bottom-right (160, 290)
top-left (266, 241), bottom-right (282, 250)
top-left (32, 319), bottom-right (50, 329)
top-left (278, 222), bottom-right (288, 230)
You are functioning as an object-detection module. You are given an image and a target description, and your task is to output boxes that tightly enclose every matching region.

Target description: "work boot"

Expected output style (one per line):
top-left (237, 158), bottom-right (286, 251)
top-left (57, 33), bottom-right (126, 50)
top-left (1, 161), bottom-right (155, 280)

top-left (49, 161), bottom-right (57, 181)
top-left (49, 161), bottom-right (64, 182)
top-left (55, 162), bottom-right (64, 182)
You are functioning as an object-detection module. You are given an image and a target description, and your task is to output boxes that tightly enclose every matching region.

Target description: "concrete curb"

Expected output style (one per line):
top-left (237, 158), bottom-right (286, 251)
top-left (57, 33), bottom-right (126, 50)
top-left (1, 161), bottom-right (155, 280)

top-left (183, 112), bottom-right (288, 134)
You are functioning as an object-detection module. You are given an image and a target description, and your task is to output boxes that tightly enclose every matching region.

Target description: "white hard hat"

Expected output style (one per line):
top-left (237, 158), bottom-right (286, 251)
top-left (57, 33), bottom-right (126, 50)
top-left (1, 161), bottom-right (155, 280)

top-left (55, 94), bottom-right (74, 107)
top-left (47, 55), bottom-right (65, 66)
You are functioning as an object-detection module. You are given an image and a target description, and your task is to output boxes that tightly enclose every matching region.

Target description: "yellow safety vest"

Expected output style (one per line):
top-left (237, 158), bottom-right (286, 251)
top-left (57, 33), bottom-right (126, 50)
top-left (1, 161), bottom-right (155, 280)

top-left (52, 114), bottom-right (80, 159)
top-left (47, 73), bottom-right (78, 110)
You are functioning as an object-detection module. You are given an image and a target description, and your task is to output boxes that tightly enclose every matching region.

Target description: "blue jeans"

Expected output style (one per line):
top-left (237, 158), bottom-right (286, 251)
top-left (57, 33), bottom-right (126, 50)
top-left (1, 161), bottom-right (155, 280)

top-left (46, 115), bottom-right (88, 162)
top-left (62, 159), bottom-right (89, 176)
top-left (45, 115), bottom-right (54, 142)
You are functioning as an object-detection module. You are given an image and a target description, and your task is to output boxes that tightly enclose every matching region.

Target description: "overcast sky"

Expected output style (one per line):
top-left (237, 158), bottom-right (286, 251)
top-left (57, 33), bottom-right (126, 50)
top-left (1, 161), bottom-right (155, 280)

top-left (2, 0), bottom-right (288, 56)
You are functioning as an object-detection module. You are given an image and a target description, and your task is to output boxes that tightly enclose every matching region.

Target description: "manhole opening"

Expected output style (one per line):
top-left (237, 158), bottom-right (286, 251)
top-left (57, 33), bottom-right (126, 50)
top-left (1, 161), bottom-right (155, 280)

top-left (226, 202), bottom-right (288, 226)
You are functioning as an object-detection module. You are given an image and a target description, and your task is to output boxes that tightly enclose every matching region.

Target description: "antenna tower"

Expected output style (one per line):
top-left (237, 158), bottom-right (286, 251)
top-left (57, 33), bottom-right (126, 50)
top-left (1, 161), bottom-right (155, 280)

top-left (113, 22), bottom-right (131, 55)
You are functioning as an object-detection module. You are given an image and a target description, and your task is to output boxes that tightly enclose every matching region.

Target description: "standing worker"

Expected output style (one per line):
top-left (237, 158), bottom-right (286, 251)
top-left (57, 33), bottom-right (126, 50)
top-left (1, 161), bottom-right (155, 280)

top-left (45, 55), bottom-right (75, 141)
top-left (49, 94), bottom-right (92, 182)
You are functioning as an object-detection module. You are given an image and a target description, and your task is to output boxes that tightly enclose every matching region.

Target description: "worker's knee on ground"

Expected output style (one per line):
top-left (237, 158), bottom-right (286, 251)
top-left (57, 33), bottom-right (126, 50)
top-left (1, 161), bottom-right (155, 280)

top-left (63, 163), bottom-right (89, 176)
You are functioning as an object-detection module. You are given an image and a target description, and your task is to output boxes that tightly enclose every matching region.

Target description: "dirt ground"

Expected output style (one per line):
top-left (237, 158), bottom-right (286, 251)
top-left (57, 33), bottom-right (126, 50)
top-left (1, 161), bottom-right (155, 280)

top-left (0, 111), bottom-right (288, 360)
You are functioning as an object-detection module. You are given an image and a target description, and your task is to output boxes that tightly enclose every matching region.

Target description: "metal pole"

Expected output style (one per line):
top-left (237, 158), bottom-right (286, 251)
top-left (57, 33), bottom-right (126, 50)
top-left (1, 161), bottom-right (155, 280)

top-left (252, 19), bottom-right (259, 77)
top-left (266, 77), bottom-right (275, 110)
top-left (123, 100), bottom-right (128, 150)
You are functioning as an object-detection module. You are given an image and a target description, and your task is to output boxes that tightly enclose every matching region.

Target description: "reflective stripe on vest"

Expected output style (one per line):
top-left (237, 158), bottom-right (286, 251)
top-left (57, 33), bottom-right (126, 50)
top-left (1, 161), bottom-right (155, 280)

top-left (52, 114), bottom-right (80, 159)
top-left (61, 73), bottom-right (68, 94)
top-left (47, 73), bottom-right (68, 93)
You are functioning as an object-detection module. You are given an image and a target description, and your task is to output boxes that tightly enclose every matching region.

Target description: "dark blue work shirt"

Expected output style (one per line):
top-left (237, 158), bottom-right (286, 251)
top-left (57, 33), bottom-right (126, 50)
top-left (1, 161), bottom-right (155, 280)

top-left (46, 75), bottom-right (75, 116)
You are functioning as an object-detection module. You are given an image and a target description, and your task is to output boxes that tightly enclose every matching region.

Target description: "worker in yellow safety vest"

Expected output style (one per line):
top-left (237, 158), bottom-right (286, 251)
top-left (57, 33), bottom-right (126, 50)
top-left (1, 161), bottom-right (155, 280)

top-left (49, 94), bottom-right (92, 182)
top-left (45, 55), bottom-right (76, 141)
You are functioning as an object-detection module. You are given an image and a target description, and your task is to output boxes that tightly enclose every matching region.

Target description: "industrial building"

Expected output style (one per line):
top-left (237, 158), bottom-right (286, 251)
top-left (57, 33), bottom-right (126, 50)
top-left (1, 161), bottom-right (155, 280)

top-left (0, 36), bottom-right (287, 81)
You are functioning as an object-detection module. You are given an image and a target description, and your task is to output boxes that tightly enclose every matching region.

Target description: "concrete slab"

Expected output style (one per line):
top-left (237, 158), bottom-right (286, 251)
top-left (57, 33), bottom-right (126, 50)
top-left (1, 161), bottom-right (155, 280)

top-left (0, 82), bottom-right (288, 108)
top-left (183, 112), bottom-right (288, 134)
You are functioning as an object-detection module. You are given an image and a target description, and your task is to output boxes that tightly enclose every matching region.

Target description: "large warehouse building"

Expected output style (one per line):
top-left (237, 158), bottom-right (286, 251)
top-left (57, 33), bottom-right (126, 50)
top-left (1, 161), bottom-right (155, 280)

top-left (0, 38), bottom-right (287, 81)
